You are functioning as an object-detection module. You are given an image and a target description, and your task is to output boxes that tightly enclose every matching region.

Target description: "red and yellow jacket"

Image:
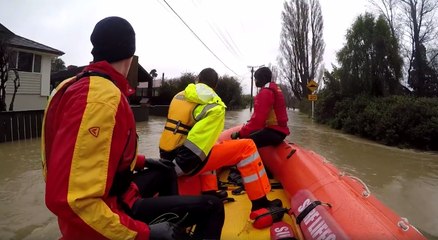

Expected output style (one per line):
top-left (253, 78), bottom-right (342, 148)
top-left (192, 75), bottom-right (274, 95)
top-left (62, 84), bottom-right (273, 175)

top-left (41, 61), bottom-right (148, 240)
top-left (239, 82), bottom-right (290, 138)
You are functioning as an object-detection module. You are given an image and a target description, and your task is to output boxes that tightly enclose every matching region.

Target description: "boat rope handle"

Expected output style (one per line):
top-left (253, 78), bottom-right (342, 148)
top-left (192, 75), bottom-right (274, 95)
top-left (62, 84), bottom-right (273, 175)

top-left (397, 217), bottom-right (410, 231)
top-left (340, 172), bottom-right (371, 198)
top-left (295, 201), bottom-right (332, 224)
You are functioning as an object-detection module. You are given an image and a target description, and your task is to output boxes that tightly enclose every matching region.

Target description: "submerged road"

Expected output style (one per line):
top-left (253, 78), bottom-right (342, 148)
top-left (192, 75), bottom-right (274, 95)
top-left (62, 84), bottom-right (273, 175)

top-left (0, 109), bottom-right (437, 239)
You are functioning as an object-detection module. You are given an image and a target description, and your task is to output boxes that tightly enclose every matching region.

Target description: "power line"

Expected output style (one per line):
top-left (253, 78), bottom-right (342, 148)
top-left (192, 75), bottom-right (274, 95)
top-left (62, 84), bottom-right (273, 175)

top-left (162, 0), bottom-right (239, 76)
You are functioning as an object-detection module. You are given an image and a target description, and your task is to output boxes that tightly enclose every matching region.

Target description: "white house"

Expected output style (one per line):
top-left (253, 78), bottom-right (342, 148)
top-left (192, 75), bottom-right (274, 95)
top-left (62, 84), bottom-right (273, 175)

top-left (1, 23), bottom-right (64, 111)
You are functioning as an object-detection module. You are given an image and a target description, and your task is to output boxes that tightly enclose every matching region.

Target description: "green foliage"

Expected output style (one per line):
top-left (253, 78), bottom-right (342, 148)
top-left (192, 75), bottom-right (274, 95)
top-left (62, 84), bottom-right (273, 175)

top-left (315, 94), bottom-right (438, 150)
top-left (154, 73), bottom-right (246, 109)
top-left (154, 73), bottom-right (195, 105)
top-left (409, 44), bottom-right (438, 97)
top-left (216, 75), bottom-right (244, 109)
top-left (241, 94), bottom-right (252, 108)
top-left (314, 71), bottom-right (342, 124)
top-left (51, 57), bottom-right (66, 72)
top-left (312, 9), bottom-right (438, 151)
top-left (336, 13), bottom-right (403, 97)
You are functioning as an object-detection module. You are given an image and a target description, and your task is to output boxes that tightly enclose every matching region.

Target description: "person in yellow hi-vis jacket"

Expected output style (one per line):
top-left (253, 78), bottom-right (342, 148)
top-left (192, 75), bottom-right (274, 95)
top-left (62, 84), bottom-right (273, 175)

top-left (159, 68), bottom-right (282, 216)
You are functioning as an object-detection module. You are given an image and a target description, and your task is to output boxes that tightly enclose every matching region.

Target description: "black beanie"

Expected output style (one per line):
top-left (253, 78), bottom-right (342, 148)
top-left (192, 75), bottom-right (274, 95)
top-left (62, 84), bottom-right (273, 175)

top-left (90, 16), bottom-right (136, 63)
top-left (254, 67), bottom-right (272, 86)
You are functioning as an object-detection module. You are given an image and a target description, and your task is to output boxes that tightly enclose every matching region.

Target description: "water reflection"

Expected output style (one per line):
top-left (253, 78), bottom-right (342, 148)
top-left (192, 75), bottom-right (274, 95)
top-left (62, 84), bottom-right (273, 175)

top-left (0, 109), bottom-right (437, 239)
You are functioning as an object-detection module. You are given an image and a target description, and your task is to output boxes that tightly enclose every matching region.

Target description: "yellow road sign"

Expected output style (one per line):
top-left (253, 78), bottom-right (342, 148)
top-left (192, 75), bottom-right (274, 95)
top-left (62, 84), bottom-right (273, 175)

top-left (308, 94), bottom-right (317, 101)
top-left (307, 80), bottom-right (318, 92)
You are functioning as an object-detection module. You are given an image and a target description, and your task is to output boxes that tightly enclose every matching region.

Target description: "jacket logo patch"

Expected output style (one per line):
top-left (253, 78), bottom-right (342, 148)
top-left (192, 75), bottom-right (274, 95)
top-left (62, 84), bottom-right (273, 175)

top-left (89, 127), bottom-right (100, 137)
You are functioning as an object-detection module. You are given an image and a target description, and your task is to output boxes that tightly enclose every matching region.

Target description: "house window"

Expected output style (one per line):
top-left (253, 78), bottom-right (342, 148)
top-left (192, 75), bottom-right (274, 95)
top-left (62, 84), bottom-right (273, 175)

top-left (18, 52), bottom-right (33, 72)
top-left (8, 51), bottom-right (18, 69)
top-left (9, 51), bottom-right (42, 73)
top-left (33, 54), bottom-right (41, 73)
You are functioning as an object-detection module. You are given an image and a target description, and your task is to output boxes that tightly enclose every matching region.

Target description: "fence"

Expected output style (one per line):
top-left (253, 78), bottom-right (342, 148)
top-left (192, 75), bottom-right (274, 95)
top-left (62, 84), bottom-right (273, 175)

top-left (0, 110), bottom-right (44, 143)
top-left (0, 106), bottom-right (168, 143)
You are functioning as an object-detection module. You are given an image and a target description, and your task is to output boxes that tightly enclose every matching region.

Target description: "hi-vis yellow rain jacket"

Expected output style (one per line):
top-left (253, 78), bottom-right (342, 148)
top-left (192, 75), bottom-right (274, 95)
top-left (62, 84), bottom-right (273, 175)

top-left (159, 83), bottom-right (226, 175)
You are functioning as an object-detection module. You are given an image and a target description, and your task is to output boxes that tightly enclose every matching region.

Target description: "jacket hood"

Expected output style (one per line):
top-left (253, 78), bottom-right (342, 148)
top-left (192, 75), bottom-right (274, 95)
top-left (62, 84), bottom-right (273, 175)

top-left (184, 83), bottom-right (226, 107)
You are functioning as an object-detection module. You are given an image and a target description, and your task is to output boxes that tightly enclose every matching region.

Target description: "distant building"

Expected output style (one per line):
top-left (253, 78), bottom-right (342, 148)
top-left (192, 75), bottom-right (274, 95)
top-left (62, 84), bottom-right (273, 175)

top-left (50, 56), bottom-right (154, 105)
top-left (1, 23), bottom-right (64, 111)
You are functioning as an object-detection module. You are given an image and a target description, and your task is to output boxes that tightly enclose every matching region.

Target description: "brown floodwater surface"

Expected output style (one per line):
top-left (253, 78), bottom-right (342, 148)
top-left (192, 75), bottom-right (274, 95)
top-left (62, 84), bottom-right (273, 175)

top-left (0, 109), bottom-right (437, 239)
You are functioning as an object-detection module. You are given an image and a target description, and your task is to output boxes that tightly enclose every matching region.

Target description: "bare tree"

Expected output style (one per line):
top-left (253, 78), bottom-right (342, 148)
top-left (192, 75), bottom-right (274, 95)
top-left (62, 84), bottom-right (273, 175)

top-left (0, 38), bottom-right (12, 112)
top-left (369, 0), bottom-right (401, 38)
top-left (8, 68), bottom-right (20, 111)
top-left (278, 0), bottom-right (325, 101)
top-left (400, 0), bottom-right (438, 96)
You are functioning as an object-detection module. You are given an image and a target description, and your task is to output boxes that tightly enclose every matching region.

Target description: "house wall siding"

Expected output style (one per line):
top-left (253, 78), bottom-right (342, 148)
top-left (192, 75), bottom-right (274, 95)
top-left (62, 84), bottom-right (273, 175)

top-left (4, 54), bottom-right (53, 111)
top-left (6, 72), bottom-right (41, 94)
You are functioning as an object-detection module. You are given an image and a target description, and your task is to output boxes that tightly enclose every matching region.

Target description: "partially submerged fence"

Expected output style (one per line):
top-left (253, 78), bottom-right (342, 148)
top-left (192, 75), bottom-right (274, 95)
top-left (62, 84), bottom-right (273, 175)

top-left (0, 110), bottom-right (44, 143)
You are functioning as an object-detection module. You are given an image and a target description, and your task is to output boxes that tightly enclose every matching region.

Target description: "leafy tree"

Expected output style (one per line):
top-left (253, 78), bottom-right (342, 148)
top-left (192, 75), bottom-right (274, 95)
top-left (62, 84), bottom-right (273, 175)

top-left (177, 72), bottom-right (196, 90)
top-left (314, 70), bottom-right (343, 123)
top-left (216, 75), bottom-right (243, 109)
top-left (336, 13), bottom-right (403, 97)
top-left (155, 73), bottom-right (245, 108)
top-left (51, 57), bottom-right (66, 72)
top-left (278, 0), bottom-right (325, 101)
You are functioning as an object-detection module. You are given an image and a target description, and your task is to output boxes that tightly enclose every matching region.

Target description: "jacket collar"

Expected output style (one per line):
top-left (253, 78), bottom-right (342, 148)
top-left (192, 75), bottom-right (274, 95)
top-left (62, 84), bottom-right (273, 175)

top-left (84, 61), bottom-right (135, 97)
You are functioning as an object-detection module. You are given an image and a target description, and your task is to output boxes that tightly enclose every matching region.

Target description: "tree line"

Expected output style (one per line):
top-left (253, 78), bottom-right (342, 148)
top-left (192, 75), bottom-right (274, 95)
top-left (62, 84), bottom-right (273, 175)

top-left (277, 0), bottom-right (438, 150)
top-left (151, 73), bottom-right (250, 110)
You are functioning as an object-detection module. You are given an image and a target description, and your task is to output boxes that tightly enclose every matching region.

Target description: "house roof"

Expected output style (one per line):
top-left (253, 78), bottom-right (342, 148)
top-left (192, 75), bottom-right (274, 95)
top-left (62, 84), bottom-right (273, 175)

top-left (51, 63), bottom-right (152, 85)
top-left (138, 64), bottom-right (153, 82)
top-left (0, 23), bottom-right (64, 56)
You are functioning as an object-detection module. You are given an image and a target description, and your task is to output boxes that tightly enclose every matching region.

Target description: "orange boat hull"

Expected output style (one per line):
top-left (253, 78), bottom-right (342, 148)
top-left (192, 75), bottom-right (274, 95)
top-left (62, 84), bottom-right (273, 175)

top-left (219, 126), bottom-right (425, 240)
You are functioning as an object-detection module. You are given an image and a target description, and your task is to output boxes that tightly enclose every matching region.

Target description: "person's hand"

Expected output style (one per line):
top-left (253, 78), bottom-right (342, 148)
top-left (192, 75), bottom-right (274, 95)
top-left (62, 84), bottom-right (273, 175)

top-left (231, 132), bottom-right (240, 139)
top-left (145, 158), bottom-right (175, 170)
top-left (149, 221), bottom-right (190, 240)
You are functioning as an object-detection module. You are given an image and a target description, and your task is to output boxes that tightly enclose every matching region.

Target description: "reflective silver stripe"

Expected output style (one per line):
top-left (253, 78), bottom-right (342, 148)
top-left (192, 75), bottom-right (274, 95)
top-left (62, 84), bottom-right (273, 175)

top-left (172, 159), bottom-right (185, 176)
top-left (236, 152), bottom-right (260, 168)
top-left (201, 170), bottom-right (216, 176)
top-left (242, 169), bottom-right (266, 184)
top-left (175, 94), bottom-right (185, 100)
top-left (194, 103), bottom-right (218, 121)
top-left (184, 140), bottom-right (207, 161)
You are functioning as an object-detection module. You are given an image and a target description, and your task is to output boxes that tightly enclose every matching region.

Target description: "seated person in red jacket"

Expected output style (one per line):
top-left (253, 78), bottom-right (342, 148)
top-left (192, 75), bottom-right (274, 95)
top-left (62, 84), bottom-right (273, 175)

top-left (231, 67), bottom-right (290, 148)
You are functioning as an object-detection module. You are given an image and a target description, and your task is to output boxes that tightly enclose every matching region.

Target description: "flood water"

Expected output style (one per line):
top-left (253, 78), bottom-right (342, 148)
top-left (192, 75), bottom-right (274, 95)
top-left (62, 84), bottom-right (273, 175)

top-left (0, 109), bottom-right (437, 239)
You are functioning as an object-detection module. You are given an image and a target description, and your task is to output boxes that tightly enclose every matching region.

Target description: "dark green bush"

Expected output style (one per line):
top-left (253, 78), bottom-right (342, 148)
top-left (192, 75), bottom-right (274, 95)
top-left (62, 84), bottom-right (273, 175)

top-left (315, 95), bottom-right (438, 150)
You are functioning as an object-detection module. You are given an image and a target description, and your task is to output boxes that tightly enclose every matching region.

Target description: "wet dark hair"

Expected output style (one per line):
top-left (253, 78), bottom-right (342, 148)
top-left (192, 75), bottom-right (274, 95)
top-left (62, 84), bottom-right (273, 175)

top-left (198, 68), bottom-right (219, 89)
top-left (254, 67), bottom-right (272, 87)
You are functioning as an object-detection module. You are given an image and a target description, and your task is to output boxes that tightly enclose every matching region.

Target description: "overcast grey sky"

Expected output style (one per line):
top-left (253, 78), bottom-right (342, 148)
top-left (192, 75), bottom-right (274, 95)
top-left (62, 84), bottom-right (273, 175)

top-left (0, 0), bottom-right (370, 91)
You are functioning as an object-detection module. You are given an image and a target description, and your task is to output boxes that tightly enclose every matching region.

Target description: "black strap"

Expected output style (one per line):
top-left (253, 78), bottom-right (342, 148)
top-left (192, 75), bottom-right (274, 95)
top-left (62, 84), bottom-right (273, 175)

top-left (296, 200), bottom-right (331, 224)
top-left (166, 119), bottom-right (192, 131)
top-left (164, 119), bottom-right (192, 135)
top-left (164, 126), bottom-right (189, 135)
top-left (76, 71), bottom-right (112, 82)
top-left (254, 207), bottom-right (288, 221)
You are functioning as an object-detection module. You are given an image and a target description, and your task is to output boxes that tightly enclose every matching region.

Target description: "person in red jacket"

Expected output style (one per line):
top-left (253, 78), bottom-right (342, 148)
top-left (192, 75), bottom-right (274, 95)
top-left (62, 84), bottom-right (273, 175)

top-left (231, 67), bottom-right (290, 147)
top-left (42, 16), bottom-right (224, 240)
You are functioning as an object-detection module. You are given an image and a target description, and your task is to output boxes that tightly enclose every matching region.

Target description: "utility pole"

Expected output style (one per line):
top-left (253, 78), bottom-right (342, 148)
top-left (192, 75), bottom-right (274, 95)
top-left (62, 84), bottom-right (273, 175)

top-left (247, 65), bottom-right (264, 112)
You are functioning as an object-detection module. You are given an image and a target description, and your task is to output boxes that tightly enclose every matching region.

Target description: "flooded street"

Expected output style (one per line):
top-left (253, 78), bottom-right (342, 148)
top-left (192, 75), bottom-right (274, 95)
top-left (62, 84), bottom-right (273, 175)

top-left (0, 109), bottom-right (437, 239)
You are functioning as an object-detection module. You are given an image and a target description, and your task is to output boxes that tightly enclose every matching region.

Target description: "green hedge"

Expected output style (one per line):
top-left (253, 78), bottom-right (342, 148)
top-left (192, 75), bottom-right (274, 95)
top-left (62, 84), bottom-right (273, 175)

top-left (315, 95), bottom-right (438, 150)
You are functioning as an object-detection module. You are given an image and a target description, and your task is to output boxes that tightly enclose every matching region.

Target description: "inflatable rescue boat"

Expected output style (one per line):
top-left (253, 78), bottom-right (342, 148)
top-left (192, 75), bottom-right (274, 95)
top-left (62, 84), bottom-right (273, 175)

top-left (180, 125), bottom-right (426, 239)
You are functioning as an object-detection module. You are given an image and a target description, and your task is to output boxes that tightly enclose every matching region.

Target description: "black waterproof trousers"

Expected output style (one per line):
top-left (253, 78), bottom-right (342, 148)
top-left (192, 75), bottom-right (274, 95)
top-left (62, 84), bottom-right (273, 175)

top-left (130, 168), bottom-right (225, 239)
top-left (249, 128), bottom-right (286, 148)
